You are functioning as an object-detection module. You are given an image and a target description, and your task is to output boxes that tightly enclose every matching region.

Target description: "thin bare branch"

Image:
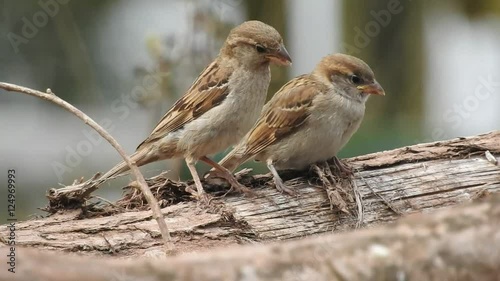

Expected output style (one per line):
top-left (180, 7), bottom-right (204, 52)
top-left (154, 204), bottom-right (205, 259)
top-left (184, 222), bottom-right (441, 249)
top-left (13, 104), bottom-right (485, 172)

top-left (0, 82), bottom-right (174, 253)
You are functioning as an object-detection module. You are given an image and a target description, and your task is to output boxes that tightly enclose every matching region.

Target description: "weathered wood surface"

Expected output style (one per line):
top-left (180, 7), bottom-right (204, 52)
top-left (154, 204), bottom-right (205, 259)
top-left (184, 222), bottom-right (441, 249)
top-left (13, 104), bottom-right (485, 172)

top-left (2, 192), bottom-right (500, 281)
top-left (1, 131), bottom-right (499, 257)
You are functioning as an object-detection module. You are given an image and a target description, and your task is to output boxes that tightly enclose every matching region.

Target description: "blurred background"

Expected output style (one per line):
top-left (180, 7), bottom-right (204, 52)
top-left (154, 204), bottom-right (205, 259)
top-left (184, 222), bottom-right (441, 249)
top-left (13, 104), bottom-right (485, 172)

top-left (1, 0), bottom-right (499, 221)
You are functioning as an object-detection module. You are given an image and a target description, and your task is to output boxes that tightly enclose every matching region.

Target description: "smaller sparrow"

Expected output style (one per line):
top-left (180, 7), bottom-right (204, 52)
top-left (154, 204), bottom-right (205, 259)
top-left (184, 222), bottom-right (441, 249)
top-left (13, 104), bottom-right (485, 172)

top-left (216, 53), bottom-right (385, 194)
top-left (86, 21), bottom-right (292, 201)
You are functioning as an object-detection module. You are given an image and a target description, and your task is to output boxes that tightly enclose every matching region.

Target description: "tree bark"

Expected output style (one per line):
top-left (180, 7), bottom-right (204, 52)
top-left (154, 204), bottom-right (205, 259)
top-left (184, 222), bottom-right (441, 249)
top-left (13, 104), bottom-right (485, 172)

top-left (2, 191), bottom-right (500, 281)
top-left (1, 131), bottom-right (499, 259)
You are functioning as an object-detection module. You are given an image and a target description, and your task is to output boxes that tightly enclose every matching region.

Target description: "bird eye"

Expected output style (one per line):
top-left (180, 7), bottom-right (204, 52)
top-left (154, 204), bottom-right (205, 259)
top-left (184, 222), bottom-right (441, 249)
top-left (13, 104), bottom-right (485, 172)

top-left (255, 45), bottom-right (266, 53)
top-left (350, 75), bottom-right (362, 84)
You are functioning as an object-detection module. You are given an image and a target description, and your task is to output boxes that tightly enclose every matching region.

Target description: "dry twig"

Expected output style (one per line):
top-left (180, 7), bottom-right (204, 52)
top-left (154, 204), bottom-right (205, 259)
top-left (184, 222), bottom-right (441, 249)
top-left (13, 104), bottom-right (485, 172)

top-left (0, 82), bottom-right (174, 253)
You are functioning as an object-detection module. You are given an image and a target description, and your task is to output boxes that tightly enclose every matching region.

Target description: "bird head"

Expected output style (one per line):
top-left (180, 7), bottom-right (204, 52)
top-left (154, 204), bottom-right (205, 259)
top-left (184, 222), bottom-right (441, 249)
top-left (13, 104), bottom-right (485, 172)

top-left (221, 20), bottom-right (292, 68)
top-left (313, 53), bottom-right (385, 103)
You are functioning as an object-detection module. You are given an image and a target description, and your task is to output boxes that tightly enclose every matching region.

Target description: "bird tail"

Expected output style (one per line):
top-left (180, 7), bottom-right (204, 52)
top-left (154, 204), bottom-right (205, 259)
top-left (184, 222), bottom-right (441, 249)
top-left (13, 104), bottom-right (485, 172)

top-left (218, 145), bottom-right (253, 172)
top-left (90, 148), bottom-right (155, 188)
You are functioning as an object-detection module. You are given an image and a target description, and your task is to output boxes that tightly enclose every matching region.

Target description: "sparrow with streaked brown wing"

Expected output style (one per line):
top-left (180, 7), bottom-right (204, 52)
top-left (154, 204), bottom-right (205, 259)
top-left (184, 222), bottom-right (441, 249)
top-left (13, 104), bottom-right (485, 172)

top-left (216, 53), bottom-right (384, 194)
top-left (88, 21), bottom-right (292, 200)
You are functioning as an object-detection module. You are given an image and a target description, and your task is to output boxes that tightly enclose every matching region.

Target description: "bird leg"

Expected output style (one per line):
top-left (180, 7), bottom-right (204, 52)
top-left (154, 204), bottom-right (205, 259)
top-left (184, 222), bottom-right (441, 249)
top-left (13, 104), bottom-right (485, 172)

top-left (185, 159), bottom-right (210, 204)
top-left (331, 156), bottom-right (353, 176)
top-left (200, 156), bottom-right (253, 196)
top-left (311, 162), bottom-right (334, 187)
top-left (311, 161), bottom-right (351, 213)
top-left (266, 159), bottom-right (296, 196)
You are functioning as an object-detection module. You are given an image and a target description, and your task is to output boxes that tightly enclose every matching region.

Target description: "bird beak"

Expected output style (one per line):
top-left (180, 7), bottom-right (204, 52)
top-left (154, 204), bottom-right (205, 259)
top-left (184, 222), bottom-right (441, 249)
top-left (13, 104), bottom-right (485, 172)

top-left (267, 45), bottom-right (292, 66)
top-left (357, 81), bottom-right (385, 96)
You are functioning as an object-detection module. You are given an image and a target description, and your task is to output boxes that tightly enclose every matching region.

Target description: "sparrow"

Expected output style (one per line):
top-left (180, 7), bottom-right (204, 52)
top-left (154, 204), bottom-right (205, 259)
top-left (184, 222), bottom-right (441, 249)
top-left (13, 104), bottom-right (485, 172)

top-left (89, 21), bottom-right (292, 200)
top-left (216, 53), bottom-right (384, 194)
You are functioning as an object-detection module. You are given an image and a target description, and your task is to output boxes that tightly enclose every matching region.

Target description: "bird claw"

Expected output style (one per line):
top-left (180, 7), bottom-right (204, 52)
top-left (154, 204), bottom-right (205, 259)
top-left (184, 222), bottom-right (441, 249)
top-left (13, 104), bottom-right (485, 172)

top-left (185, 185), bottom-right (212, 205)
top-left (206, 169), bottom-right (255, 197)
top-left (196, 193), bottom-right (212, 206)
top-left (331, 157), bottom-right (353, 176)
top-left (273, 177), bottom-right (296, 196)
top-left (228, 181), bottom-right (255, 197)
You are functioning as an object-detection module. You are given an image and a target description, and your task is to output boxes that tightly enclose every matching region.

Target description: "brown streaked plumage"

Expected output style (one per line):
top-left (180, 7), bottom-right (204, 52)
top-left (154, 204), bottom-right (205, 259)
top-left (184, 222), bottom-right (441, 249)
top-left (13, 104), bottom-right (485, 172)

top-left (88, 21), bottom-right (292, 201)
top-left (136, 61), bottom-right (232, 151)
top-left (217, 53), bottom-right (384, 194)
top-left (243, 76), bottom-right (321, 157)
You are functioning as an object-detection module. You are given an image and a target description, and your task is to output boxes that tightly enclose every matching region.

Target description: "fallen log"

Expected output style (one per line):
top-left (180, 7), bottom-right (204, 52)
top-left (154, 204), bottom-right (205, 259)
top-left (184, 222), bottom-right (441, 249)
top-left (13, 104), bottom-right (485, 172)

top-left (1, 131), bottom-right (499, 257)
top-left (2, 190), bottom-right (499, 281)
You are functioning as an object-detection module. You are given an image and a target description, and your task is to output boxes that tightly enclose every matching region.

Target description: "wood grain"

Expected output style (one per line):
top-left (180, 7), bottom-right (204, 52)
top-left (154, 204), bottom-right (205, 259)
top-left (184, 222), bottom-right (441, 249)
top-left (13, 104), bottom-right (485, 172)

top-left (1, 131), bottom-right (499, 258)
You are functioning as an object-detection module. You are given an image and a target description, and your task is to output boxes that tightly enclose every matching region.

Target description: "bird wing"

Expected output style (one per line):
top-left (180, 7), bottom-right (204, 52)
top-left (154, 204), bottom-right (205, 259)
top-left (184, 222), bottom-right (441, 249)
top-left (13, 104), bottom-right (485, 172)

top-left (243, 75), bottom-right (322, 156)
top-left (137, 61), bottom-right (232, 150)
